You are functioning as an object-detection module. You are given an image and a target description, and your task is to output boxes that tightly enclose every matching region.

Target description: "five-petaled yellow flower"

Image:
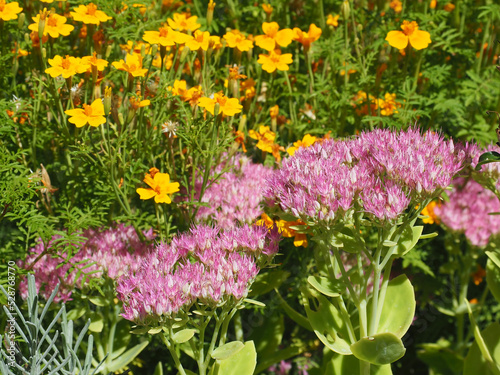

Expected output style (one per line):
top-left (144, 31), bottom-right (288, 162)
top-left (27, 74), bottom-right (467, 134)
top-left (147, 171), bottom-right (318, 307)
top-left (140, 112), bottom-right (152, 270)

top-left (257, 50), bottom-right (293, 73)
top-left (385, 20), bottom-right (431, 50)
top-left (136, 172), bottom-right (180, 204)
top-left (223, 30), bottom-right (253, 52)
top-left (82, 51), bottom-right (109, 73)
top-left (254, 22), bottom-right (294, 51)
top-left (0, 0), bottom-right (22, 21)
top-left (167, 12), bottom-right (201, 32)
top-left (65, 99), bottom-right (107, 128)
top-left (71, 3), bottom-right (112, 25)
top-left (186, 30), bottom-right (211, 51)
top-left (112, 53), bottom-right (148, 77)
top-left (286, 134), bottom-right (317, 156)
top-left (143, 25), bottom-right (192, 47)
top-left (293, 24), bottom-right (322, 51)
top-left (45, 55), bottom-right (87, 78)
top-left (29, 11), bottom-right (74, 38)
top-left (198, 92), bottom-right (243, 116)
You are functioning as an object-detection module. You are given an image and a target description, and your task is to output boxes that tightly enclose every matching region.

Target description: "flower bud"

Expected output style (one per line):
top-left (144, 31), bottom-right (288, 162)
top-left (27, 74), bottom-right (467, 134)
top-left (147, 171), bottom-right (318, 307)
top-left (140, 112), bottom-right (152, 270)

top-left (24, 33), bottom-right (30, 45)
top-left (213, 102), bottom-right (220, 117)
top-left (105, 44), bottom-right (112, 59)
top-left (42, 47), bottom-right (46, 59)
top-left (18, 13), bottom-right (25, 29)
top-left (207, 0), bottom-right (215, 28)
top-left (141, 43), bottom-right (146, 58)
top-left (341, 1), bottom-right (350, 21)
top-left (104, 87), bottom-right (112, 115)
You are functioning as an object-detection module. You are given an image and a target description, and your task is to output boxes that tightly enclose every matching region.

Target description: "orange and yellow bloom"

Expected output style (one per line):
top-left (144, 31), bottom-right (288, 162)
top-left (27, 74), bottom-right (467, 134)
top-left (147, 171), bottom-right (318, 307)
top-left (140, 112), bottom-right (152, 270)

top-left (71, 3), bottom-right (112, 25)
top-left (186, 30), bottom-right (211, 51)
top-left (293, 24), bottom-right (322, 51)
top-left (143, 25), bottom-right (192, 47)
top-left (167, 12), bottom-right (201, 32)
top-left (65, 99), bottom-right (107, 128)
top-left (136, 172), bottom-right (180, 204)
top-left (0, 0), bottom-right (22, 21)
top-left (223, 30), bottom-right (253, 52)
top-left (45, 55), bottom-right (87, 78)
top-left (29, 11), bottom-right (74, 39)
top-left (287, 134), bottom-right (318, 156)
top-left (257, 50), bottom-right (293, 73)
top-left (198, 92), bottom-right (243, 116)
top-left (112, 53), bottom-right (148, 77)
top-left (254, 22), bottom-right (294, 51)
top-left (385, 20), bottom-right (431, 50)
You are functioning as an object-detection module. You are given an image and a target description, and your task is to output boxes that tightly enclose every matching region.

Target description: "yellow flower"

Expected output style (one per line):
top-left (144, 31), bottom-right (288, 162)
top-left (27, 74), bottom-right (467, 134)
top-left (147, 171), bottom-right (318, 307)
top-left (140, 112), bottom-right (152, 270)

top-left (129, 95), bottom-right (150, 110)
top-left (256, 214), bottom-right (308, 247)
top-left (120, 40), bottom-right (151, 54)
top-left (136, 172), bottom-right (179, 204)
top-left (198, 92), bottom-right (243, 116)
top-left (471, 265), bottom-right (486, 286)
top-left (186, 30), bottom-right (210, 51)
top-left (286, 134), bottom-right (317, 156)
top-left (326, 14), bottom-right (339, 27)
top-left (71, 3), bottom-right (112, 25)
top-left (112, 53), bottom-right (148, 77)
top-left (168, 79), bottom-right (187, 96)
top-left (223, 30), bottom-right (253, 52)
top-left (389, 0), bottom-right (403, 13)
top-left (261, 3), bottom-right (273, 15)
top-left (167, 12), bottom-right (201, 32)
top-left (28, 11), bottom-right (74, 38)
top-left (45, 55), bottom-right (87, 78)
top-left (379, 93), bottom-right (401, 116)
top-left (65, 99), bottom-right (106, 128)
top-left (257, 49), bottom-right (293, 73)
top-left (385, 20), bottom-right (431, 50)
top-left (269, 105), bottom-right (279, 119)
top-left (293, 24), bottom-right (322, 51)
top-left (183, 86), bottom-right (203, 106)
top-left (143, 25), bottom-right (192, 47)
top-left (430, 0), bottom-right (437, 9)
top-left (82, 51), bottom-right (108, 72)
top-left (249, 125), bottom-right (284, 161)
top-left (420, 200), bottom-right (441, 224)
top-left (209, 35), bottom-right (223, 50)
top-left (0, 0), bottom-right (22, 21)
top-left (254, 22), bottom-right (294, 51)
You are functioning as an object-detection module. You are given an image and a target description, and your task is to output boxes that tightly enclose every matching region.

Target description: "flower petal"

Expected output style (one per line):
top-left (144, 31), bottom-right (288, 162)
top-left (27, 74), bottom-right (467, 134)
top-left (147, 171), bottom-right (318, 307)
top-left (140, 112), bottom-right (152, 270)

top-left (136, 188), bottom-right (157, 200)
top-left (154, 193), bottom-right (172, 204)
top-left (385, 30), bottom-right (408, 50)
top-left (408, 30), bottom-right (431, 50)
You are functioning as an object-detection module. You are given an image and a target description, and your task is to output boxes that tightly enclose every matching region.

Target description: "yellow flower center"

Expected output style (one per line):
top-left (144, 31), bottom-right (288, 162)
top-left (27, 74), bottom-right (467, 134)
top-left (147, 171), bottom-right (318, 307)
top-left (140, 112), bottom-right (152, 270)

top-left (401, 20), bottom-right (418, 36)
top-left (61, 56), bottom-right (72, 70)
top-left (87, 3), bottom-right (97, 16)
top-left (83, 103), bottom-right (93, 116)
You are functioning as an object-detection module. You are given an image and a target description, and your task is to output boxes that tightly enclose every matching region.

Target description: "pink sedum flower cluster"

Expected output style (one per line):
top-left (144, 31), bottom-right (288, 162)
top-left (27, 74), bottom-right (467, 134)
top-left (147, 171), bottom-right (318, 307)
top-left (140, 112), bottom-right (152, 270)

top-left (194, 154), bottom-right (273, 229)
top-left (19, 224), bottom-right (154, 302)
top-left (435, 178), bottom-right (500, 247)
top-left (265, 128), bottom-right (469, 224)
top-left (116, 224), bottom-right (281, 325)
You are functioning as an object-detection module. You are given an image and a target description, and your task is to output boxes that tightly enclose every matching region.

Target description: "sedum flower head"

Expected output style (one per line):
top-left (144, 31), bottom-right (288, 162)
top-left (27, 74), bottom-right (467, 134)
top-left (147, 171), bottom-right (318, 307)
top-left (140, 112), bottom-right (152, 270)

top-left (71, 3), bottom-right (112, 25)
top-left (136, 171), bottom-right (180, 204)
top-left (194, 154), bottom-right (273, 229)
top-left (435, 178), bottom-right (500, 247)
top-left (19, 224), bottom-right (154, 303)
top-left (257, 49), bottom-right (293, 73)
top-left (386, 20), bottom-right (431, 50)
top-left (0, 0), bottom-right (22, 21)
top-left (29, 11), bottom-right (74, 38)
top-left (266, 128), bottom-right (469, 224)
top-left (65, 99), bottom-right (107, 127)
top-left (116, 224), bottom-right (280, 324)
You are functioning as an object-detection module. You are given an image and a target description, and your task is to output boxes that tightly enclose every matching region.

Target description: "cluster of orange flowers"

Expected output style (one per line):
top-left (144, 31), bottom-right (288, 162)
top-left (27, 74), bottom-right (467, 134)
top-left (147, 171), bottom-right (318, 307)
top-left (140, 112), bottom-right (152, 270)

top-left (352, 91), bottom-right (402, 116)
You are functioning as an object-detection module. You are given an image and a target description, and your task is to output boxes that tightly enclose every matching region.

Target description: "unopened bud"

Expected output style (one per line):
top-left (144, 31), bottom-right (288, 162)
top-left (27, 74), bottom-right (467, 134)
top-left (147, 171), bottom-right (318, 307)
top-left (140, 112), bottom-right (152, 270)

top-left (41, 47), bottom-right (46, 59)
top-left (213, 102), bottom-right (220, 117)
top-left (141, 43), bottom-right (146, 58)
top-left (104, 87), bottom-right (112, 115)
top-left (105, 45), bottom-right (112, 59)
top-left (341, 1), bottom-right (350, 21)
top-left (207, 0), bottom-right (215, 28)
top-left (238, 114), bottom-right (246, 131)
top-left (357, 24), bottom-right (363, 33)
top-left (24, 33), bottom-right (30, 44)
top-left (150, 44), bottom-right (158, 57)
top-left (118, 112), bottom-right (124, 125)
top-left (18, 13), bottom-right (25, 29)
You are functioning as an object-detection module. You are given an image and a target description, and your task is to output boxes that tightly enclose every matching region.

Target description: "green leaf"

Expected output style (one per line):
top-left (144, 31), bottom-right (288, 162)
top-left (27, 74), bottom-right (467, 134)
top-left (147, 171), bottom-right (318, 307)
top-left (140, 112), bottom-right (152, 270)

top-left (66, 306), bottom-right (86, 321)
top-left (172, 329), bottom-right (196, 344)
top-left (88, 312), bottom-right (104, 333)
top-left (487, 258), bottom-right (500, 303)
top-left (215, 341), bottom-right (256, 375)
top-left (243, 298), bottom-right (265, 307)
top-left (250, 270), bottom-right (290, 296)
top-left (487, 251), bottom-right (500, 269)
top-left (275, 290), bottom-right (312, 331)
top-left (107, 341), bottom-right (149, 372)
top-left (148, 327), bottom-right (163, 335)
top-left (331, 230), bottom-right (363, 253)
top-left (307, 276), bottom-right (341, 297)
top-left (88, 295), bottom-right (108, 307)
top-left (464, 322), bottom-right (500, 375)
top-left (475, 151), bottom-right (500, 170)
top-left (395, 225), bottom-right (423, 257)
top-left (323, 351), bottom-right (393, 375)
top-left (111, 319), bottom-right (132, 360)
top-left (211, 341), bottom-right (245, 360)
top-left (418, 340), bottom-right (463, 374)
top-left (303, 289), bottom-right (352, 355)
top-left (153, 362), bottom-right (163, 375)
top-left (247, 312), bottom-right (284, 360)
top-left (376, 275), bottom-right (416, 338)
top-left (130, 326), bottom-right (149, 335)
top-left (350, 333), bottom-right (406, 365)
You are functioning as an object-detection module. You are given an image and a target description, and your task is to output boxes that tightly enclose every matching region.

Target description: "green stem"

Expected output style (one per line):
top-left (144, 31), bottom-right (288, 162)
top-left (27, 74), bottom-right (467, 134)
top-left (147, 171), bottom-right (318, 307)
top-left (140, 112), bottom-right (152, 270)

top-left (284, 71), bottom-right (298, 127)
top-left (161, 331), bottom-right (187, 375)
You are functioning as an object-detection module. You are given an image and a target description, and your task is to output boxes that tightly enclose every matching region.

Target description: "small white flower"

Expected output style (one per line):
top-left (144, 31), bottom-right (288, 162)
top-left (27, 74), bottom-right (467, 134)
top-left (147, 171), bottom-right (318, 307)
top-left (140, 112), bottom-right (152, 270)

top-left (161, 120), bottom-right (178, 136)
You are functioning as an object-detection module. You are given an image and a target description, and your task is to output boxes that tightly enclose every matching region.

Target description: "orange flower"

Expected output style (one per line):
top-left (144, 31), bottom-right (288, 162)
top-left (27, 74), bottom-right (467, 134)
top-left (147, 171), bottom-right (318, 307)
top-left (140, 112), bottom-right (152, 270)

top-left (143, 25), bottom-right (192, 47)
top-left (183, 86), bottom-right (203, 106)
top-left (430, 0), bottom-right (437, 9)
top-left (129, 95), bottom-right (150, 110)
top-left (0, 0), bottom-right (22, 21)
top-left (71, 3), bottom-right (112, 25)
top-left (261, 3), bottom-right (273, 15)
top-left (257, 50), bottom-right (293, 73)
top-left (386, 20), bottom-right (431, 50)
top-left (269, 105), bottom-right (279, 119)
top-left (223, 30), bottom-right (253, 52)
top-left (168, 79), bottom-right (187, 96)
top-left (379, 93), bottom-right (401, 116)
top-left (65, 99), bottom-right (107, 127)
top-left (444, 3), bottom-right (455, 12)
top-left (255, 22), bottom-right (294, 51)
top-left (29, 11), bottom-right (74, 38)
top-left (209, 35), bottom-right (223, 50)
top-left (136, 172), bottom-right (179, 204)
top-left (249, 125), bottom-right (284, 161)
top-left (471, 265), bottom-right (486, 286)
top-left (120, 40), bottom-right (151, 54)
top-left (167, 12), bottom-right (201, 32)
top-left (186, 30), bottom-right (210, 51)
top-left (286, 134), bottom-right (317, 156)
top-left (234, 130), bottom-right (247, 152)
top-left (45, 55), bottom-right (87, 78)
top-left (420, 200), bottom-right (441, 224)
top-left (198, 92), bottom-right (243, 116)
top-left (256, 213), bottom-right (308, 247)
top-left (293, 24), bottom-right (322, 51)
top-left (112, 53), bottom-right (148, 77)
top-left (82, 51), bottom-right (108, 72)
top-left (389, 0), bottom-right (403, 13)
top-left (326, 14), bottom-right (339, 27)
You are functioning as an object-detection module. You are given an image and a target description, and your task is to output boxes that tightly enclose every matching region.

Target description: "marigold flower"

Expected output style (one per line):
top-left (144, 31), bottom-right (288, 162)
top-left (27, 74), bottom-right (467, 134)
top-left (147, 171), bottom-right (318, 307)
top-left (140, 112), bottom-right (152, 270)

top-left (257, 49), bottom-right (293, 73)
top-left (168, 79), bottom-right (187, 96)
top-left (65, 99), bottom-right (107, 128)
top-left (472, 265), bottom-right (486, 286)
top-left (223, 30), bottom-right (253, 52)
top-left (444, 3), bottom-right (455, 12)
top-left (136, 172), bottom-right (180, 204)
top-left (386, 20), bottom-right (431, 50)
top-left (129, 95), bottom-right (150, 110)
top-left (293, 24), bottom-right (322, 50)
top-left (82, 51), bottom-right (108, 72)
top-left (326, 14), bottom-right (339, 27)
top-left (287, 134), bottom-right (317, 156)
top-left (257, 214), bottom-right (308, 247)
top-left (430, 0), bottom-right (437, 9)
top-left (420, 200), bottom-right (441, 224)
top-left (255, 22), bottom-right (294, 51)
top-left (186, 30), bottom-right (210, 51)
top-left (29, 11), bottom-right (74, 38)
top-left (183, 86), bottom-right (203, 106)
top-left (379, 93), bottom-right (401, 116)
top-left (389, 0), bottom-right (403, 13)
top-left (249, 125), bottom-right (284, 161)
top-left (71, 3), bottom-right (112, 25)
top-left (45, 55), bottom-right (87, 78)
top-left (120, 40), bottom-right (151, 54)
top-left (112, 53), bottom-right (148, 77)
top-left (261, 3), bottom-right (273, 15)
top-left (167, 12), bottom-right (201, 32)
top-left (0, 0), bottom-right (22, 21)
top-left (143, 25), bottom-right (192, 47)
top-left (269, 105), bottom-right (279, 119)
top-left (198, 92), bottom-right (243, 116)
